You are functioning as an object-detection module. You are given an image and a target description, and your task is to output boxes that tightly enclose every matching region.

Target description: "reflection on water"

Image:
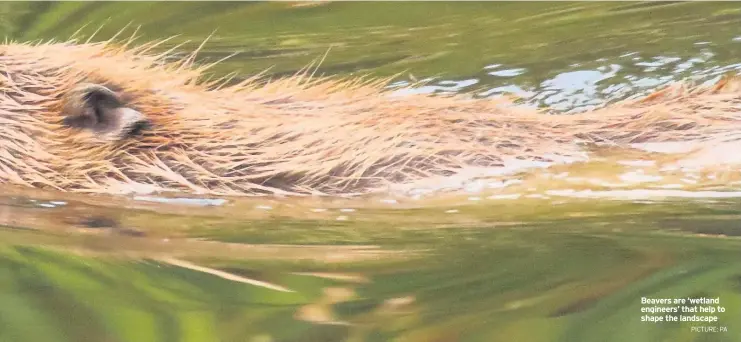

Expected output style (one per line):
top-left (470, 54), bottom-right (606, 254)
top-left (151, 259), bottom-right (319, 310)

top-left (2, 2), bottom-right (741, 112)
top-left (1, 187), bottom-right (740, 341)
top-left (393, 47), bottom-right (741, 112)
top-left (1, 1), bottom-right (741, 341)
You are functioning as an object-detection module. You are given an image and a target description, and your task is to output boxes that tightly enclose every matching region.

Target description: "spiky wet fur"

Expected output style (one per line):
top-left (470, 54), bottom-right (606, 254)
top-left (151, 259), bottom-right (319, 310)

top-left (1, 37), bottom-right (741, 196)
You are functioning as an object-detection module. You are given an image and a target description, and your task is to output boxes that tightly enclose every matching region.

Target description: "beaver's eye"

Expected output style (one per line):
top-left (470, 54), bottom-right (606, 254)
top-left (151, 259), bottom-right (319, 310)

top-left (61, 83), bottom-right (151, 141)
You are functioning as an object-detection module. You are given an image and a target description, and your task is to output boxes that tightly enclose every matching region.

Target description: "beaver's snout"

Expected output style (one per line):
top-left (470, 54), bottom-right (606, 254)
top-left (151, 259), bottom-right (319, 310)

top-left (61, 83), bottom-right (151, 141)
top-left (112, 106), bottom-right (151, 138)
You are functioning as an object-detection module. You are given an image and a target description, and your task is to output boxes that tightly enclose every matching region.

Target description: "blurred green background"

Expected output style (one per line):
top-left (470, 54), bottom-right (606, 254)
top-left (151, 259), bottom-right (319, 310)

top-left (1, 2), bottom-right (740, 341)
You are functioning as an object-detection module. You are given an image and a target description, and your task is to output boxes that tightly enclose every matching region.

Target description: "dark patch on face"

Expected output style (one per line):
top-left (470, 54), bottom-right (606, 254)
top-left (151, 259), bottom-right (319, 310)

top-left (61, 83), bottom-right (152, 141)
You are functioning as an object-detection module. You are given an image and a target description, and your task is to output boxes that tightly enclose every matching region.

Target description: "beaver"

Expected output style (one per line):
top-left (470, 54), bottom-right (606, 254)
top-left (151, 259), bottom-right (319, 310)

top-left (1, 38), bottom-right (740, 196)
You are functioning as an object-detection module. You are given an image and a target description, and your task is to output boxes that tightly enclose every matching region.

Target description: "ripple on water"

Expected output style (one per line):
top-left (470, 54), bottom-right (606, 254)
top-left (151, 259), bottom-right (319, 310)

top-left (552, 172), bottom-right (569, 179)
top-left (545, 189), bottom-right (741, 200)
top-left (618, 160), bottom-right (656, 167)
top-left (31, 200), bottom-right (68, 209)
top-left (487, 68), bottom-right (527, 77)
top-left (651, 184), bottom-right (684, 189)
top-left (487, 194), bottom-right (522, 200)
top-left (387, 42), bottom-right (741, 113)
top-left (618, 171), bottom-right (663, 184)
top-left (488, 179), bottom-right (523, 188)
top-left (133, 196), bottom-right (227, 206)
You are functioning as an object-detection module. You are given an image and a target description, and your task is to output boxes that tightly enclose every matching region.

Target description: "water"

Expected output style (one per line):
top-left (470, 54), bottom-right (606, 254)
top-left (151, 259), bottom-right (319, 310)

top-left (1, 187), bottom-right (739, 341)
top-left (6, 2), bottom-right (741, 112)
top-left (1, 2), bottom-right (741, 342)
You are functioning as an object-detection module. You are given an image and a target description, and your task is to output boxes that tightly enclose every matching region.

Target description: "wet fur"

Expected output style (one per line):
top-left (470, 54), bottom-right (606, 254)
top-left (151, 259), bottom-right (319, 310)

top-left (1, 38), bottom-right (741, 196)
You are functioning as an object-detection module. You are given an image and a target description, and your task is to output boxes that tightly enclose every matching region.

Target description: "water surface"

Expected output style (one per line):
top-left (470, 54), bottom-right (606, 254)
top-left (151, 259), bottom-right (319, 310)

top-left (5, 2), bottom-right (741, 112)
top-left (0, 2), bottom-right (740, 342)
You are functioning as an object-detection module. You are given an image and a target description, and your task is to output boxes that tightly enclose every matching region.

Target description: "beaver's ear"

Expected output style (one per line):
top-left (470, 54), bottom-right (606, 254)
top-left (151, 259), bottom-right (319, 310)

top-left (81, 84), bottom-right (124, 111)
top-left (61, 83), bottom-right (151, 141)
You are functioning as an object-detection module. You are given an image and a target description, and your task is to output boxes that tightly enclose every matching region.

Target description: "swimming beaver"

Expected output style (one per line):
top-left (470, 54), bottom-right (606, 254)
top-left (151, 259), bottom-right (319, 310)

top-left (1, 39), bottom-right (740, 196)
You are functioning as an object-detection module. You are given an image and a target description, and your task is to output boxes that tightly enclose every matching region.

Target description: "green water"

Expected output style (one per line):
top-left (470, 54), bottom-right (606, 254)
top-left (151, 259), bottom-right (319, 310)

top-left (5, 1), bottom-right (741, 112)
top-left (1, 2), bottom-right (741, 342)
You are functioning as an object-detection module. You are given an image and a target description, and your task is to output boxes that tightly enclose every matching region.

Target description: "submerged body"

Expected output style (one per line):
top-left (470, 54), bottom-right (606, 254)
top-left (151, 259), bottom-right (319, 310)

top-left (1, 39), bottom-right (740, 197)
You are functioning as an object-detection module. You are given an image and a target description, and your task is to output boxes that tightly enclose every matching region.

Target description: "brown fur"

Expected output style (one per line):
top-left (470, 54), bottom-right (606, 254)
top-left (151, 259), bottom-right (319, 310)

top-left (1, 38), bottom-right (741, 196)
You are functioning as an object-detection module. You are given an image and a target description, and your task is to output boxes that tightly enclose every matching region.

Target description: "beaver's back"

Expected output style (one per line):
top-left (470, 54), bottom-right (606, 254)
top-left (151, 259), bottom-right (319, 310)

top-left (1, 40), bottom-right (741, 196)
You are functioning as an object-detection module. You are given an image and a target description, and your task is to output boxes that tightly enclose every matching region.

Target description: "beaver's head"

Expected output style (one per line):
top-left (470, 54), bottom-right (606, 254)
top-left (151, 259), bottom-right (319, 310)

top-left (1, 39), bottom-right (506, 197)
top-left (61, 83), bottom-right (152, 141)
